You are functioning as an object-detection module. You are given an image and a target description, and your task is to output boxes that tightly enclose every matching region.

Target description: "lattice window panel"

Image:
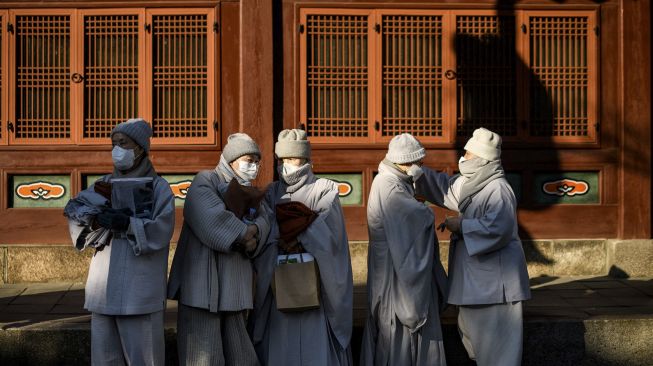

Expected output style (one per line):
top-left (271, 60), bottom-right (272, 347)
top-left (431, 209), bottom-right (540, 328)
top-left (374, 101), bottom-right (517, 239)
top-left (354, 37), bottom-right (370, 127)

top-left (14, 15), bottom-right (71, 142)
top-left (151, 14), bottom-right (209, 141)
top-left (455, 15), bottom-right (517, 138)
top-left (381, 15), bottom-right (443, 138)
top-left (529, 16), bottom-right (591, 138)
top-left (305, 14), bottom-right (369, 139)
top-left (83, 15), bottom-right (139, 140)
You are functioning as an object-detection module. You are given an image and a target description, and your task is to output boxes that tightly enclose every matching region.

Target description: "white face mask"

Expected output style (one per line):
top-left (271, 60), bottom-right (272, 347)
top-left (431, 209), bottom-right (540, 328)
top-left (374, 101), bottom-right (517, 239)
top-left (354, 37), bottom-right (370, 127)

top-left (406, 164), bottom-right (424, 182)
top-left (282, 162), bottom-right (301, 176)
top-left (112, 146), bottom-right (136, 171)
top-left (236, 160), bottom-right (259, 181)
top-left (459, 156), bottom-right (467, 164)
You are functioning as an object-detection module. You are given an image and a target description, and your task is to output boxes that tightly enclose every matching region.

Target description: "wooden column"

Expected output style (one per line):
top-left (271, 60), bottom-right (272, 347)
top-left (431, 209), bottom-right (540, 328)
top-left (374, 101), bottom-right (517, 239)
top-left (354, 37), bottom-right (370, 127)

top-left (620, 0), bottom-right (651, 238)
top-left (239, 0), bottom-right (274, 184)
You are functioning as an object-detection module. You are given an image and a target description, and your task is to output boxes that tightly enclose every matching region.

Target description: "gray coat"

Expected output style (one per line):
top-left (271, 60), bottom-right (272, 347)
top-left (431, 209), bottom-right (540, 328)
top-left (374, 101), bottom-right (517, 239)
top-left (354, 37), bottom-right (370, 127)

top-left (167, 170), bottom-right (271, 312)
top-left (361, 162), bottom-right (448, 366)
top-left (249, 170), bottom-right (354, 366)
top-left (415, 167), bottom-right (531, 305)
top-left (68, 175), bottom-right (175, 315)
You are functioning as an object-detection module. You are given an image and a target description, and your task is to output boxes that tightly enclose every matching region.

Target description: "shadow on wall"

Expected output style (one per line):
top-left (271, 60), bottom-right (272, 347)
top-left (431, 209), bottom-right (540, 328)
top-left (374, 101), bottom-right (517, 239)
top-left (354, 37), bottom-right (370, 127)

top-left (454, 0), bottom-right (555, 266)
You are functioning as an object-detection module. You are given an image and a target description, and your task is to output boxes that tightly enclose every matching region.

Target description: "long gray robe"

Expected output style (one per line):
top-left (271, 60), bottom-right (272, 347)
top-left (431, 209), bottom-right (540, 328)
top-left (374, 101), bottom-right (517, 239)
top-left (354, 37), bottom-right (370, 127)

top-left (415, 166), bottom-right (530, 366)
top-left (167, 168), bottom-right (270, 312)
top-left (414, 167), bottom-right (530, 305)
top-left (67, 174), bottom-right (175, 315)
top-left (360, 162), bottom-right (448, 366)
top-left (249, 170), bottom-right (353, 366)
top-left (167, 164), bottom-right (270, 366)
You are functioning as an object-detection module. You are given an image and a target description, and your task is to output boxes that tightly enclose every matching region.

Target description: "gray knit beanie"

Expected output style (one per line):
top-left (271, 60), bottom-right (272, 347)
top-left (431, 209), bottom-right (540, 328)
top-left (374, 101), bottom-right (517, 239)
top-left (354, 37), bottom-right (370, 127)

top-left (463, 127), bottom-right (502, 161)
top-left (222, 133), bottom-right (261, 163)
top-left (385, 133), bottom-right (426, 164)
top-left (111, 118), bottom-right (153, 152)
top-left (275, 129), bottom-right (311, 159)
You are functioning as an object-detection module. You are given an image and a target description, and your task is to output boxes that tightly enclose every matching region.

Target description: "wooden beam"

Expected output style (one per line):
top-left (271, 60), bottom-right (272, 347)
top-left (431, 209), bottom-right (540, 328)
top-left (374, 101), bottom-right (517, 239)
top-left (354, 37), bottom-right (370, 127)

top-left (239, 0), bottom-right (274, 184)
top-left (619, 0), bottom-right (651, 238)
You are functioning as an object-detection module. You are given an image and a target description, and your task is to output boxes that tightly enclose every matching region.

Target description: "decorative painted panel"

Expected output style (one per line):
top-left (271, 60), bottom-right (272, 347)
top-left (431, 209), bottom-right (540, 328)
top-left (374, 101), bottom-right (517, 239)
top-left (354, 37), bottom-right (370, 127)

top-left (161, 174), bottom-right (195, 207)
top-left (315, 173), bottom-right (363, 206)
top-left (533, 171), bottom-right (599, 204)
top-left (11, 175), bottom-right (70, 208)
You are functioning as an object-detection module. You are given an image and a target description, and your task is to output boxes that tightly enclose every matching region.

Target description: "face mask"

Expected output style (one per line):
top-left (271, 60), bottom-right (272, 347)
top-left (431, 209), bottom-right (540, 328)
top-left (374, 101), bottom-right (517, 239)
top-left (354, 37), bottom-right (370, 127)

top-left (459, 156), bottom-right (467, 164)
top-left (406, 164), bottom-right (424, 182)
top-left (112, 146), bottom-right (135, 171)
top-left (282, 162), bottom-right (301, 176)
top-left (237, 160), bottom-right (259, 181)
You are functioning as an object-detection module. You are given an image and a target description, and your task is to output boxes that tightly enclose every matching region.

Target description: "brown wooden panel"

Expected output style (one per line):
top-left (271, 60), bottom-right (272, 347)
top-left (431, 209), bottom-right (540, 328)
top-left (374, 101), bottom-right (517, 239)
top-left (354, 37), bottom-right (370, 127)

top-left (240, 1), bottom-right (274, 184)
top-left (0, 11), bottom-right (6, 146)
top-left (620, 0), bottom-right (651, 238)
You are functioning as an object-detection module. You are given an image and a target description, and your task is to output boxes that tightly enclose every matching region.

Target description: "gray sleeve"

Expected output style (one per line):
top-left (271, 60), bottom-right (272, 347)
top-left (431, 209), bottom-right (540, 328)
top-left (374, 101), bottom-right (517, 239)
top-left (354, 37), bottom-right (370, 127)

top-left (415, 167), bottom-right (460, 211)
top-left (182, 172), bottom-right (247, 253)
top-left (126, 178), bottom-right (176, 256)
top-left (461, 185), bottom-right (516, 256)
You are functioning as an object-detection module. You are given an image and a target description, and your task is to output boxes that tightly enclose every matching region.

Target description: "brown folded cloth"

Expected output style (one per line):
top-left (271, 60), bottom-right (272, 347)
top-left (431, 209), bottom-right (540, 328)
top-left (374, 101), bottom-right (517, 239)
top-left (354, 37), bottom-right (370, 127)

top-left (224, 179), bottom-right (267, 219)
top-left (94, 181), bottom-right (112, 202)
top-left (275, 201), bottom-right (318, 244)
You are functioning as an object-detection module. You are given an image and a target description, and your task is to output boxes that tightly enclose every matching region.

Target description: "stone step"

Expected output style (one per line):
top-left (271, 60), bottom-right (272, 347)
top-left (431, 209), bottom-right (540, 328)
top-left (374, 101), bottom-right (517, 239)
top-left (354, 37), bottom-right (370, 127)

top-left (1, 277), bottom-right (652, 365)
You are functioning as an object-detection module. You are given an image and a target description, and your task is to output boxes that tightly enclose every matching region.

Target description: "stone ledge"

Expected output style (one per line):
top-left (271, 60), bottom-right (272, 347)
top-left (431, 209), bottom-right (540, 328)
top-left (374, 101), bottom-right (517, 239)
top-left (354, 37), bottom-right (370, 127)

top-left (1, 318), bottom-right (651, 366)
top-left (1, 240), bottom-right (652, 283)
top-left (607, 240), bottom-right (653, 278)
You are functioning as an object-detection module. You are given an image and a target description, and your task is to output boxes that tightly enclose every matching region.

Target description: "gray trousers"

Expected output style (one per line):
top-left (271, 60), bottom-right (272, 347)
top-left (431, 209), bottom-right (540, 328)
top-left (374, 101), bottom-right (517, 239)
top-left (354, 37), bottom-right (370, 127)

top-left (177, 304), bottom-right (259, 366)
top-left (91, 311), bottom-right (165, 366)
top-left (458, 301), bottom-right (523, 366)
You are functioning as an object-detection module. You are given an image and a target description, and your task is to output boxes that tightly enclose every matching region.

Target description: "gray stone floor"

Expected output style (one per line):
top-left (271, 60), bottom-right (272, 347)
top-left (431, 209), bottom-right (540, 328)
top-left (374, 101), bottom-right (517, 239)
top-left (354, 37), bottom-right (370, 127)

top-left (1, 276), bottom-right (652, 330)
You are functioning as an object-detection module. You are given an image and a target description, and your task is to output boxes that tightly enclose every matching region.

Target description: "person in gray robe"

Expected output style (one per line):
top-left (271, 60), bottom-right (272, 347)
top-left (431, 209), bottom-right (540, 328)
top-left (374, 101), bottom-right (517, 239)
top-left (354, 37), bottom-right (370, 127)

top-left (248, 129), bottom-right (354, 366)
top-left (168, 133), bottom-right (271, 366)
top-left (65, 118), bottom-right (176, 366)
top-left (360, 133), bottom-right (448, 366)
top-left (414, 127), bottom-right (531, 366)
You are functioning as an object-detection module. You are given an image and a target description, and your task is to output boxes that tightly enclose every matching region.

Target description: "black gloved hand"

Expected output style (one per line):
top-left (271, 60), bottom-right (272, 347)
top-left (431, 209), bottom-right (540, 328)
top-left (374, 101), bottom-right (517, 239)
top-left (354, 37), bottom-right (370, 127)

top-left (96, 208), bottom-right (132, 231)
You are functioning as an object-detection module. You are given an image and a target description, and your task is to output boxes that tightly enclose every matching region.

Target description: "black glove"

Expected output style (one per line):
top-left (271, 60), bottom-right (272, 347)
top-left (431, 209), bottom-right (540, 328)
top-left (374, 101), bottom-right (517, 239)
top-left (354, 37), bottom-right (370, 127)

top-left (96, 208), bottom-right (132, 231)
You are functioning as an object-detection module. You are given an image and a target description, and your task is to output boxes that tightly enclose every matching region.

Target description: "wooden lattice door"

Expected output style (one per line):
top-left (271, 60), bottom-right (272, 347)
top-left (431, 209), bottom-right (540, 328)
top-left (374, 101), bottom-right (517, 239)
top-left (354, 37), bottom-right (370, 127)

top-left (78, 10), bottom-right (145, 144)
top-left (146, 9), bottom-right (217, 145)
top-left (10, 10), bottom-right (76, 145)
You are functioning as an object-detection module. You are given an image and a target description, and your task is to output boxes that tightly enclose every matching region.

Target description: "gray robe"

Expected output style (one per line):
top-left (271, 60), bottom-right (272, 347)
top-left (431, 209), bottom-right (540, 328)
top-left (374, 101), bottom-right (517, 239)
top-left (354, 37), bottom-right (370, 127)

top-left (249, 170), bottom-right (353, 366)
top-left (414, 167), bottom-right (530, 305)
top-left (360, 162), bottom-right (448, 366)
top-left (67, 174), bottom-right (175, 315)
top-left (167, 168), bottom-right (271, 312)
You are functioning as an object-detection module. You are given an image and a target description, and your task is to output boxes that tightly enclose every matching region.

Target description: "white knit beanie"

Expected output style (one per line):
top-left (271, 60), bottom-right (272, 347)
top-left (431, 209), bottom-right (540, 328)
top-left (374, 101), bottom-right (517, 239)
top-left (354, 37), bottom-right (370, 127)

top-left (275, 129), bottom-right (311, 159)
top-left (222, 133), bottom-right (261, 163)
top-left (385, 133), bottom-right (426, 164)
top-left (111, 118), bottom-right (152, 152)
top-left (463, 127), bottom-right (502, 161)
